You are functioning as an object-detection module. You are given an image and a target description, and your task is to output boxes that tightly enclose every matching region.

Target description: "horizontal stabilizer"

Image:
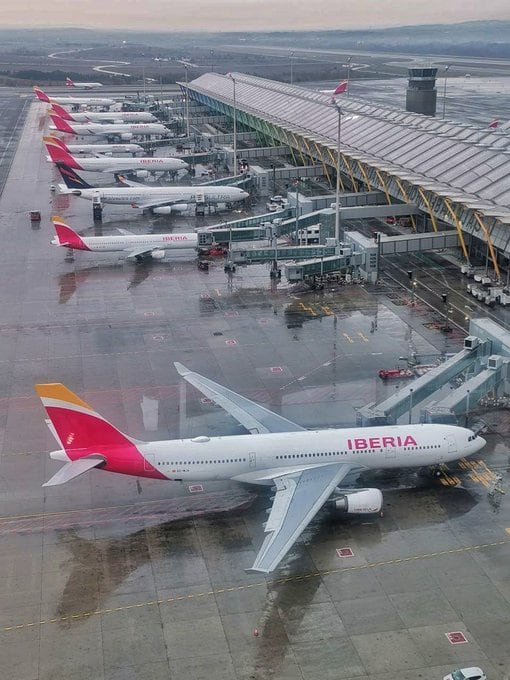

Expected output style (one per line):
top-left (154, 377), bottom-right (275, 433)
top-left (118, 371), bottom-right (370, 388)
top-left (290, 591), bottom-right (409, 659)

top-left (43, 455), bottom-right (105, 487)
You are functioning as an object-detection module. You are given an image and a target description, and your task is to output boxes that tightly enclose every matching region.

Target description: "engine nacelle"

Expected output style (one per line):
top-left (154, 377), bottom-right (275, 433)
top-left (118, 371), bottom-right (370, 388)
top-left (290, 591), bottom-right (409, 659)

top-left (150, 249), bottom-right (166, 260)
top-left (120, 132), bottom-right (133, 141)
top-left (333, 488), bottom-right (383, 514)
top-left (152, 204), bottom-right (190, 215)
top-left (134, 170), bottom-right (149, 179)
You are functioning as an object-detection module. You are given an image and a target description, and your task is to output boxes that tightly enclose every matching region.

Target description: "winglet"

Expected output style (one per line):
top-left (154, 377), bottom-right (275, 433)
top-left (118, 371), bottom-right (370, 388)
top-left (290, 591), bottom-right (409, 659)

top-left (174, 362), bottom-right (192, 377)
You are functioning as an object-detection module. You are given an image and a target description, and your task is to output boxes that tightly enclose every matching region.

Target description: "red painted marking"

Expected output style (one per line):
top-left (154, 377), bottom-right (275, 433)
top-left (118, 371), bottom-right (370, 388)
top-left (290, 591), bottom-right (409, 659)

top-left (144, 311), bottom-right (156, 317)
top-left (445, 631), bottom-right (468, 645)
top-left (152, 335), bottom-right (164, 341)
top-left (224, 310), bottom-right (239, 317)
top-left (270, 366), bottom-right (283, 373)
top-left (189, 484), bottom-right (204, 493)
top-left (336, 547), bottom-right (354, 558)
top-left (225, 339), bottom-right (238, 346)
top-left (259, 319), bottom-right (269, 325)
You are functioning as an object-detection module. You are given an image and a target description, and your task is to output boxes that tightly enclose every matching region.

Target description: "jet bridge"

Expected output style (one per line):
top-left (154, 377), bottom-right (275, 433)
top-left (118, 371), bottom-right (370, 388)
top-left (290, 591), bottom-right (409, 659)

top-left (422, 356), bottom-right (509, 423)
top-left (357, 341), bottom-right (489, 426)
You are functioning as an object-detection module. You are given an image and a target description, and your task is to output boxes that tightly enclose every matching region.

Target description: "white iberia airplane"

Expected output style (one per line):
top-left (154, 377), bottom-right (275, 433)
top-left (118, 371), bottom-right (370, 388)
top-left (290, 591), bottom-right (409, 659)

top-left (49, 114), bottom-right (169, 140)
top-left (56, 163), bottom-right (249, 214)
top-left (44, 136), bottom-right (144, 156)
top-left (51, 102), bottom-right (156, 123)
top-left (51, 216), bottom-right (197, 259)
top-left (44, 137), bottom-right (188, 176)
top-left (36, 364), bottom-right (485, 573)
top-left (34, 86), bottom-right (115, 108)
top-left (66, 76), bottom-right (103, 89)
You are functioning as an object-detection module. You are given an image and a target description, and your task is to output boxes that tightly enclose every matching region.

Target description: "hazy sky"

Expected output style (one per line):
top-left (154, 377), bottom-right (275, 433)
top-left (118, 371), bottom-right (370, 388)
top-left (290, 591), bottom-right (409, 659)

top-left (4, 0), bottom-right (510, 31)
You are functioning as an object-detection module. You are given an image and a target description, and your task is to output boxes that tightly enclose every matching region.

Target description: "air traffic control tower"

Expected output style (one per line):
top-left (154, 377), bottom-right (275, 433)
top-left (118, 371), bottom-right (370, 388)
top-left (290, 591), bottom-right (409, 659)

top-left (406, 67), bottom-right (438, 116)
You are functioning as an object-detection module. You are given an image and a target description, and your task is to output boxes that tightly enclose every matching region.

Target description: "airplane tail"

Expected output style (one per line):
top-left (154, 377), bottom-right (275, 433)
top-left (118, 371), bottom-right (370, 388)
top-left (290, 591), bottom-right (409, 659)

top-left (35, 383), bottom-right (154, 486)
top-left (50, 102), bottom-right (73, 120)
top-left (65, 77), bottom-right (74, 87)
top-left (56, 163), bottom-right (94, 190)
top-left (44, 139), bottom-right (80, 168)
top-left (49, 114), bottom-right (76, 134)
top-left (43, 135), bottom-right (67, 151)
top-left (34, 86), bottom-right (50, 102)
top-left (51, 215), bottom-right (90, 250)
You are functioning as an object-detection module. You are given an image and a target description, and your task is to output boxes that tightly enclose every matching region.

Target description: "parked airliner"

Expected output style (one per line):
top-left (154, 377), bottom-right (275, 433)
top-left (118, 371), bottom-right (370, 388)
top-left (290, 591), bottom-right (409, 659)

top-left (44, 136), bottom-right (144, 156)
top-left (56, 163), bottom-right (249, 214)
top-left (51, 216), bottom-right (197, 259)
top-left (49, 115), bottom-right (169, 140)
top-left (51, 102), bottom-right (156, 123)
top-left (34, 86), bottom-right (115, 108)
top-left (66, 77), bottom-right (103, 89)
top-left (36, 363), bottom-right (485, 573)
top-left (45, 138), bottom-right (188, 176)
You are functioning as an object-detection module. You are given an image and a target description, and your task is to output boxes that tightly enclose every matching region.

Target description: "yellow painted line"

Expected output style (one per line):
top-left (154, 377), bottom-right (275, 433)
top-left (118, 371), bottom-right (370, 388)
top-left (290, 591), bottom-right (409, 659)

top-left (506, 529), bottom-right (510, 535)
top-left (357, 332), bottom-right (369, 343)
top-left (2, 538), bottom-right (509, 634)
top-left (343, 333), bottom-right (354, 343)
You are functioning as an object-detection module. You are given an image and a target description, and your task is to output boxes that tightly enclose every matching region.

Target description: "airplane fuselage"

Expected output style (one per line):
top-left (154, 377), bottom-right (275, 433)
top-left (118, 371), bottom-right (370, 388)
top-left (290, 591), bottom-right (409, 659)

top-left (52, 122), bottom-right (168, 137)
top-left (69, 186), bottom-right (248, 206)
top-left (66, 156), bottom-right (187, 173)
top-left (65, 143), bottom-right (144, 155)
top-left (53, 232), bottom-right (198, 252)
top-left (53, 424), bottom-right (485, 483)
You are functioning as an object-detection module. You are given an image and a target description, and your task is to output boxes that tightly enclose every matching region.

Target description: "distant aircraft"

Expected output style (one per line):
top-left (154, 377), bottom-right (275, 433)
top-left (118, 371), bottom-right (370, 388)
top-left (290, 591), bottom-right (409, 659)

top-left (51, 216), bottom-right (197, 259)
top-left (43, 135), bottom-right (144, 156)
top-left (35, 364), bottom-right (485, 573)
top-left (56, 163), bottom-right (249, 214)
top-left (49, 114), bottom-right (169, 140)
top-left (319, 80), bottom-right (349, 96)
top-left (44, 138), bottom-right (188, 176)
top-left (33, 86), bottom-right (115, 108)
top-left (66, 76), bottom-right (103, 90)
top-left (50, 102), bottom-right (156, 124)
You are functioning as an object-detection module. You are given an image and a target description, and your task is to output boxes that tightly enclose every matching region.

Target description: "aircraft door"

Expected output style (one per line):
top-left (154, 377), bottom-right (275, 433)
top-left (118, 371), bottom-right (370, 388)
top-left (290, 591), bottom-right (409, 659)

top-left (384, 446), bottom-right (397, 459)
top-left (447, 435), bottom-right (457, 454)
top-left (249, 452), bottom-right (256, 469)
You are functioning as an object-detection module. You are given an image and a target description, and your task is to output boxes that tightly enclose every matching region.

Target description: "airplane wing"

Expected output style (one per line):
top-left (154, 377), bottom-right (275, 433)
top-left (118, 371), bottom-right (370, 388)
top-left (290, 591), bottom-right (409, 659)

top-left (131, 198), bottom-right (193, 211)
top-left (174, 362), bottom-right (305, 434)
top-left (248, 462), bottom-right (357, 574)
top-left (124, 246), bottom-right (153, 259)
top-left (117, 228), bottom-right (135, 236)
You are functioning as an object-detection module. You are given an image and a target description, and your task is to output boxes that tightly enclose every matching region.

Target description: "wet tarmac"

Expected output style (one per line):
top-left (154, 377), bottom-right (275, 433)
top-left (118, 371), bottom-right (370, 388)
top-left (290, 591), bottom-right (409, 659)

top-left (0, 99), bottom-right (509, 680)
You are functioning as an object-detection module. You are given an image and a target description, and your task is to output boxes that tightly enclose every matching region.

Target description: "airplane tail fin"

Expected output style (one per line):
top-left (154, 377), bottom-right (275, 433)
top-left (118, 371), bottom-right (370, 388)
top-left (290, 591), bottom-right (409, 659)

top-left (65, 77), bottom-right (74, 87)
top-left (34, 86), bottom-right (50, 102)
top-left (50, 102), bottom-right (73, 120)
top-left (35, 383), bottom-right (148, 486)
top-left (51, 216), bottom-right (90, 250)
top-left (49, 115), bottom-right (76, 134)
top-left (56, 163), bottom-right (94, 190)
top-left (44, 139), bottom-right (80, 168)
top-left (43, 135), bottom-right (67, 151)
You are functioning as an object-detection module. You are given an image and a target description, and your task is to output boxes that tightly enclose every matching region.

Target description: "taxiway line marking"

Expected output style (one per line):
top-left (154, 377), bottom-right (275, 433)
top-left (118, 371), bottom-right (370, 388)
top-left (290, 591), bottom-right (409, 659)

top-left (2, 538), bottom-right (509, 634)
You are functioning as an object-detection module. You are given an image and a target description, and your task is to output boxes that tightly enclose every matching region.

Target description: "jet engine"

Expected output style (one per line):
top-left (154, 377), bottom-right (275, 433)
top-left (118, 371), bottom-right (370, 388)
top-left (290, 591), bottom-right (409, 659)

top-left (333, 488), bottom-right (383, 514)
top-left (150, 249), bottom-right (166, 260)
top-left (133, 170), bottom-right (149, 179)
top-left (152, 204), bottom-right (190, 215)
top-left (119, 132), bottom-right (133, 141)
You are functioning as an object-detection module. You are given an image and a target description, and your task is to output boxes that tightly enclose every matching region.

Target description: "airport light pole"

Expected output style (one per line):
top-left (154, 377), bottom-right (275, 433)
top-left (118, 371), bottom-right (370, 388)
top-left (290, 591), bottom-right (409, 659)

top-left (409, 387), bottom-right (414, 424)
top-left (290, 51), bottom-right (295, 85)
top-left (210, 49), bottom-right (214, 72)
top-left (227, 73), bottom-right (238, 177)
top-left (346, 56), bottom-right (352, 96)
top-left (442, 65), bottom-right (450, 119)
top-left (184, 64), bottom-right (190, 139)
top-left (331, 98), bottom-right (343, 243)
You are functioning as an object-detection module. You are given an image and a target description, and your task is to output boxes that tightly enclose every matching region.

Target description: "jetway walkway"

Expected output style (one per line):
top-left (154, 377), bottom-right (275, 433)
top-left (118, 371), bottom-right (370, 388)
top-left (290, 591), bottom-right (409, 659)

top-left (423, 360), bottom-right (507, 423)
top-left (357, 344), bottom-right (487, 426)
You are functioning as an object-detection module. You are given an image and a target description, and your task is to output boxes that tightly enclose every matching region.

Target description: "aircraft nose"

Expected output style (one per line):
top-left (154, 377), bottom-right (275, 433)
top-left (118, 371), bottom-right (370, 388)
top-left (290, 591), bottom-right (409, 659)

top-left (476, 435), bottom-right (486, 450)
top-left (240, 190), bottom-right (249, 200)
